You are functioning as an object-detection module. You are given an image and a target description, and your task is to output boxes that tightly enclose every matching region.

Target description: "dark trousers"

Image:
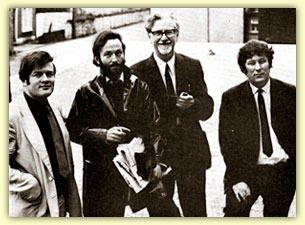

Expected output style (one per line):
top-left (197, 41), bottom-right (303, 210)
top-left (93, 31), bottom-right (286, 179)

top-left (146, 169), bottom-right (207, 217)
top-left (58, 194), bottom-right (66, 217)
top-left (176, 170), bottom-right (207, 217)
top-left (146, 171), bottom-right (180, 217)
top-left (224, 162), bottom-right (296, 217)
top-left (83, 158), bottom-right (128, 217)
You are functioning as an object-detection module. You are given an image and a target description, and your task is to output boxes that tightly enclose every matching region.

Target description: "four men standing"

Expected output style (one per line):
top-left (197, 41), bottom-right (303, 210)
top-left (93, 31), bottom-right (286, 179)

top-left (9, 13), bottom-right (296, 217)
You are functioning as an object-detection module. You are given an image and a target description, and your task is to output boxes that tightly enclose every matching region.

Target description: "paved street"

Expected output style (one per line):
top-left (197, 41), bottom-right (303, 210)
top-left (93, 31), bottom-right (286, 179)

top-left (9, 22), bottom-right (296, 217)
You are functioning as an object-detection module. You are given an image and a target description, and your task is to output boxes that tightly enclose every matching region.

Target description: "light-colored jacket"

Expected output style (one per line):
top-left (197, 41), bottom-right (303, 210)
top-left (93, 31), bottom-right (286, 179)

top-left (9, 94), bottom-right (82, 217)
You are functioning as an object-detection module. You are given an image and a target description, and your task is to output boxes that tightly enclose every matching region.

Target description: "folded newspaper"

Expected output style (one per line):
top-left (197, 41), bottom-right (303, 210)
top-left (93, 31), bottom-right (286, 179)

top-left (113, 137), bottom-right (150, 193)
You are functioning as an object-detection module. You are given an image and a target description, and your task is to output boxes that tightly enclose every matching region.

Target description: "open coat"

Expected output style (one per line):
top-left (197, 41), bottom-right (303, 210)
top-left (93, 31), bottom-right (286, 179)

top-left (219, 78), bottom-right (296, 192)
top-left (9, 95), bottom-right (81, 217)
top-left (66, 66), bottom-right (155, 216)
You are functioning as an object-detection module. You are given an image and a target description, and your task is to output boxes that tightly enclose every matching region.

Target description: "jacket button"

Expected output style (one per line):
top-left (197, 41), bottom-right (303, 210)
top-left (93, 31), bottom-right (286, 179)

top-left (51, 193), bottom-right (56, 198)
top-left (48, 176), bottom-right (53, 181)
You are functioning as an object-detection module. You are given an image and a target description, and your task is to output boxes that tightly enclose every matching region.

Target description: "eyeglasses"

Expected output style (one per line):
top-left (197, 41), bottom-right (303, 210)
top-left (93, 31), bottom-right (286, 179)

top-left (150, 29), bottom-right (177, 38)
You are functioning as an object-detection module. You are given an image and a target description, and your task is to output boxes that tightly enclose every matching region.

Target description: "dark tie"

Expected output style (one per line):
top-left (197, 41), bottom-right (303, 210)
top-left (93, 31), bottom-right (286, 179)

top-left (257, 89), bottom-right (273, 157)
top-left (165, 64), bottom-right (175, 97)
top-left (46, 105), bottom-right (69, 178)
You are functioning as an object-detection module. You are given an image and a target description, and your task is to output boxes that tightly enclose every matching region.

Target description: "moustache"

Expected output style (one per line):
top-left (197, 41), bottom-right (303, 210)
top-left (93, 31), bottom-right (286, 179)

top-left (110, 63), bottom-right (121, 67)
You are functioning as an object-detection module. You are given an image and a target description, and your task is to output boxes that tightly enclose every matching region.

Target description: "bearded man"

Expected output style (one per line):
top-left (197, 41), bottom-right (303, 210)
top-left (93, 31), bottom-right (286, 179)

top-left (66, 31), bottom-right (156, 217)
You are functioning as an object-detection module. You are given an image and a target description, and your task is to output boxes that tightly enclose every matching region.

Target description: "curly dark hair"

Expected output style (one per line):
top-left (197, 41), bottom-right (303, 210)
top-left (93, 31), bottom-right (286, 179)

top-left (238, 39), bottom-right (274, 74)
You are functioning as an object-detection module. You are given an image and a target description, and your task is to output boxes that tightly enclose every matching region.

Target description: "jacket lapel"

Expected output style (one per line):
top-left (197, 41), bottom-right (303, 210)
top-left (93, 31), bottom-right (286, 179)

top-left (147, 55), bottom-right (168, 96)
top-left (241, 81), bottom-right (259, 124)
top-left (239, 81), bottom-right (260, 149)
top-left (270, 78), bottom-right (281, 128)
top-left (18, 95), bottom-right (53, 175)
top-left (175, 54), bottom-right (188, 95)
top-left (90, 76), bottom-right (117, 119)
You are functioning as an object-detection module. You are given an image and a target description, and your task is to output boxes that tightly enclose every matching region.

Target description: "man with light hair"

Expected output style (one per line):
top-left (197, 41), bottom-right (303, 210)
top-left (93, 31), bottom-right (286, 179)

top-left (131, 12), bottom-right (214, 217)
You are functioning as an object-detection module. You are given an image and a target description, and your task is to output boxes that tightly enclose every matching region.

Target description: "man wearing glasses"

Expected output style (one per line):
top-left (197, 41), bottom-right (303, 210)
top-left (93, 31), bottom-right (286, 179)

top-left (131, 12), bottom-right (214, 217)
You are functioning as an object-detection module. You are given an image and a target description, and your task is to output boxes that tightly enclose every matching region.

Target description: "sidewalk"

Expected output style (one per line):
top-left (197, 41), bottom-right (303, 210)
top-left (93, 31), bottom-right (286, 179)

top-left (9, 22), bottom-right (149, 105)
top-left (9, 22), bottom-right (296, 217)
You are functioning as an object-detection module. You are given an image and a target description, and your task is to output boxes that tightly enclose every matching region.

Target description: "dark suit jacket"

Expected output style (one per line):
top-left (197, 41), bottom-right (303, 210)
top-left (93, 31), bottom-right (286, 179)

top-left (131, 53), bottom-right (214, 171)
top-left (219, 78), bottom-right (296, 192)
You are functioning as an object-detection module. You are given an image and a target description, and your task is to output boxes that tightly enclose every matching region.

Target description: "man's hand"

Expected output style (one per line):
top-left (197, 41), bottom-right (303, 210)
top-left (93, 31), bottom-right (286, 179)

top-left (106, 126), bottom-right (131, 144)
top-left (152, 164), bottom-right (163, 180)
top-left (232, 182), bottom-right (251, 202)
top-left (176, 92), bottom-right (195, 110)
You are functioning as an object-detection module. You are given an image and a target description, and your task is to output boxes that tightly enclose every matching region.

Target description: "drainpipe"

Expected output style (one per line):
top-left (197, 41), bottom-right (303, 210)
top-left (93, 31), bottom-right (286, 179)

top-left (72, 8), bottom-right (77, 39)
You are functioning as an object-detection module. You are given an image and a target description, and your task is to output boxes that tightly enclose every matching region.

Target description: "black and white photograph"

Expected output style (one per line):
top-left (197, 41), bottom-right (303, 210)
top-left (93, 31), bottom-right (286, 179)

top-left (9, 8), bottom-right (296, 217)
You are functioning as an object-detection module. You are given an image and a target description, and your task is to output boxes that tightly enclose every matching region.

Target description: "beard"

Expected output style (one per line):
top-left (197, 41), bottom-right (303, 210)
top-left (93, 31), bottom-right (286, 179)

top-left (157, 43), bottom-right (173, 55)
top-left (100, 59), bottom-right (126, 81)
top-left (154, 40), bottom-right (175, 61)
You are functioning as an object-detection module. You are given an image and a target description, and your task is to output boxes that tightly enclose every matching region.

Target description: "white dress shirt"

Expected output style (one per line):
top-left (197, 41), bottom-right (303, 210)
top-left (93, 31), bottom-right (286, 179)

top-left (153, 53), bottom-right (177, 95)
top-left (249, 79), bottom-right (289, 165)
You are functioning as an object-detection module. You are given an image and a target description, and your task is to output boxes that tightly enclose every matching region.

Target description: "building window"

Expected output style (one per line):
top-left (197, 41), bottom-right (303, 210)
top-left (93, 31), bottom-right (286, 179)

top-left (250, 18), bottom-right (259, 34)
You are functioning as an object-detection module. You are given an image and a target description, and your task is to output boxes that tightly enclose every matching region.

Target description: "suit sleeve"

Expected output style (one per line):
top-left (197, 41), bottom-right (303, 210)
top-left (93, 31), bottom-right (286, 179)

top-left (219, 93), bottom-right (236, 168)
top-left (179, 60), bottom-right (214, 122)
top-left (219, 92), bottom-right (251, 190)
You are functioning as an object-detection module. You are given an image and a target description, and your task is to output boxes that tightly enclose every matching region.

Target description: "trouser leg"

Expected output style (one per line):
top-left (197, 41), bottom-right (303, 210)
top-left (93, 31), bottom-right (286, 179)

top-left (262, 163), bottom-right (296, 217)
top-left (177, 170), bottom-right (207, 217)
top-left (146, 172), bottom-right (180, 217)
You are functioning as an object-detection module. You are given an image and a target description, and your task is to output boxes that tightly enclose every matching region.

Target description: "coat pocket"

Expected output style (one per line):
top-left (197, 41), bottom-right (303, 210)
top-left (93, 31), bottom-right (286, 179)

top-left (9, 190), bottom-right (42, 217)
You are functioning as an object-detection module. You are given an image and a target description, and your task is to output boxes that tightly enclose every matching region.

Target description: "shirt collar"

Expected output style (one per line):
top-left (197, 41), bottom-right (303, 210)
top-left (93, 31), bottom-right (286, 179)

top-left (153, 53), bottom-right (176, 75)
top-left (249, 78), bottom-right (271, 95)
